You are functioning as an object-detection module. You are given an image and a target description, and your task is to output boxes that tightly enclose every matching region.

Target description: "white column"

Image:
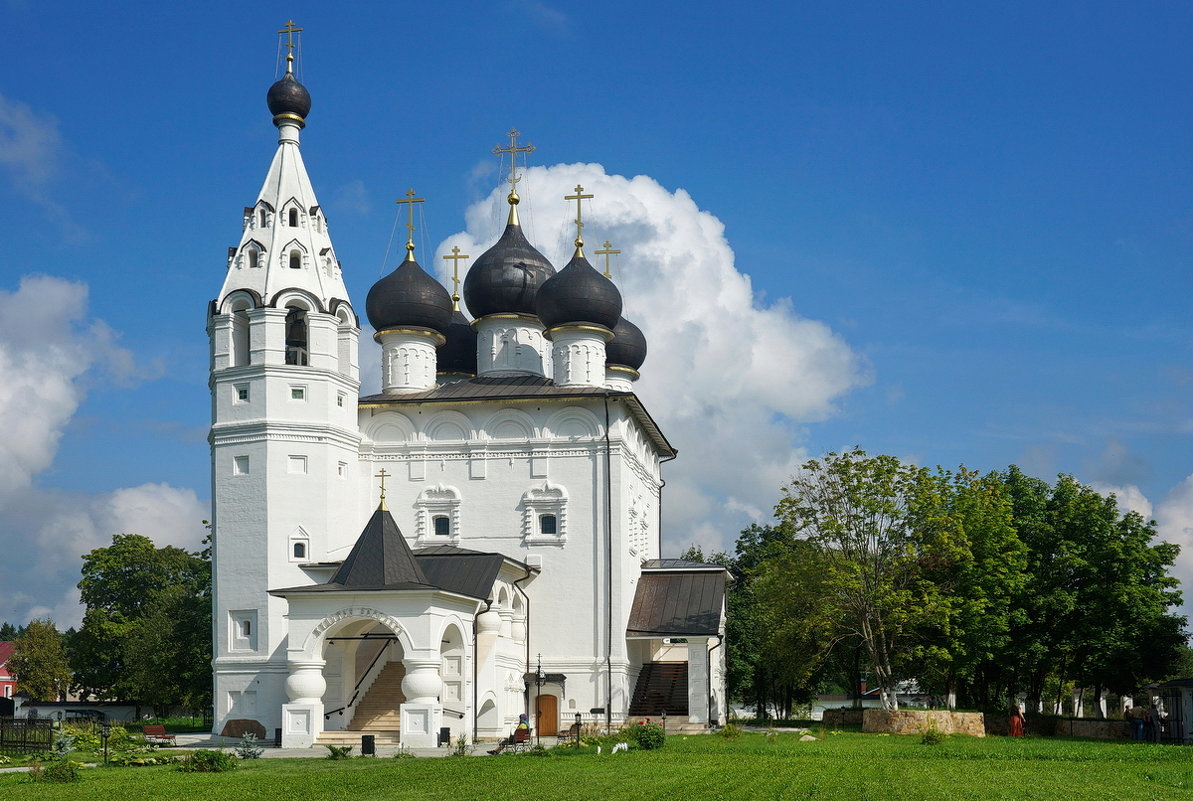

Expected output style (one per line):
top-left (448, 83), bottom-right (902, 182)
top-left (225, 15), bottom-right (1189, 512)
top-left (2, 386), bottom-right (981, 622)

top-left (474, 315), bottom-right (550, 378)
top-left (377, 329), bottom-right (444, 394)
top-left (604, 365), bottom-right (637, 392)
top-left (400, 657), bottom-right (443, 747)
top-left (547, 325), bottom-right (612, 388)
top-left (687, 639), bottom-right (710, 725)
top-left (281, 659), bottom-right (326, 748)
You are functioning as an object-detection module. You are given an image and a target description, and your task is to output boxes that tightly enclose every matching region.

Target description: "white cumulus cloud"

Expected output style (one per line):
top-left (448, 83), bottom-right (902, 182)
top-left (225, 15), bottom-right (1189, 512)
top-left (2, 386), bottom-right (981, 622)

top-left (1091, 482), bottom-right (1154, 519)
top-left (0, 275), bottom-right (207, 628)
top-left (437, 163), bottom-right (867, 554)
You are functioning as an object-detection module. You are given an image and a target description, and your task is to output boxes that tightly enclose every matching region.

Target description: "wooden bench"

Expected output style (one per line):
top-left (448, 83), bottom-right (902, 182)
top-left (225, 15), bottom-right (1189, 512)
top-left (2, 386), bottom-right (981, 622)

top-left (142, 725), bottom-right (176, 746)
top-left (487, 727), bottom-right (532, 754)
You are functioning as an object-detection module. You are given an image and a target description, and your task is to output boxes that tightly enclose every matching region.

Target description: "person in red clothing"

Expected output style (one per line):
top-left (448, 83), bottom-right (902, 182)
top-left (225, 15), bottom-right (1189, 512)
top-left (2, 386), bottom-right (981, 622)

top-left (1008, 705), bottom-right (1026, 737)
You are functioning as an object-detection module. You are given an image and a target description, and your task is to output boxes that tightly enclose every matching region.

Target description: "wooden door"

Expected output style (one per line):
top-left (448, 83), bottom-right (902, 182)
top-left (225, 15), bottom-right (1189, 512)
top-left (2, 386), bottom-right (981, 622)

top-left (535, 694), bottom-right (558, 736)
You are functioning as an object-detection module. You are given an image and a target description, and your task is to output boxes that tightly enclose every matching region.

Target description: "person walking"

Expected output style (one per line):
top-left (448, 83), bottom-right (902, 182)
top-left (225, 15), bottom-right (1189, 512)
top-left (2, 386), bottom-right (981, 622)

top-left (1008, 705), bottom-right (1026, 737)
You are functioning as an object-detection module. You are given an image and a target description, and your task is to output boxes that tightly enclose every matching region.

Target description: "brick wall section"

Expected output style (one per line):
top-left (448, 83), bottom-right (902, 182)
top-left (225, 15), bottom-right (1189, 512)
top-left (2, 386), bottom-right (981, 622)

top-left (862, 709), bottom-right (986, 737)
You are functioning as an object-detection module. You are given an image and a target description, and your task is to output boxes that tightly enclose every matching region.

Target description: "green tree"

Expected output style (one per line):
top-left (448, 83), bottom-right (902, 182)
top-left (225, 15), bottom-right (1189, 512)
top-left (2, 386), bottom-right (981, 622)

top-left (775, 449), bottom-right (961, 710)
top-left (0, 621), bottom-right (20, 640)
top-left (71, 534), bottom-right (211, 711)
top-left (9, 618), bottom-right (71, 701)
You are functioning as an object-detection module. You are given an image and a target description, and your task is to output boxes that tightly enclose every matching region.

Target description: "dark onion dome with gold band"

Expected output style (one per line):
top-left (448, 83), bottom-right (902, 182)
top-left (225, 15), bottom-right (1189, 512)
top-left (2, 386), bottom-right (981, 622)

top-left (536, 251), bottom-right (623, 331)
top-left (463, 195), bottom-right (556, 318)
top-left (267, 72), bottom-right (312, 124)
top-left (606, 315), bottom-right (647, 371)
top-left (366, 256), bottom-right (453, 335)
top-left (438, 308), bottom-right (478, 375)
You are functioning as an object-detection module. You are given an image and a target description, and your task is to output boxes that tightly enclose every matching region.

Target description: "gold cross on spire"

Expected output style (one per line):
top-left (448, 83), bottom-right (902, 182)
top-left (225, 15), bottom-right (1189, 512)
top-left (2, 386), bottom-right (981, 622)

top-left (564, 184), bottom-right (594, 257)
top-left (278, 20), bottom-right (303, 74)
top-left (395, 189), bottom-right (425, 262)
top-left (492, 129), bottom-right (535, 192)
top-left (594, 241), bottom-right (621, 280)
top-left (443, 246), bottom-right (470, 311)
top-left (375, 468), bottom-right (391, 509)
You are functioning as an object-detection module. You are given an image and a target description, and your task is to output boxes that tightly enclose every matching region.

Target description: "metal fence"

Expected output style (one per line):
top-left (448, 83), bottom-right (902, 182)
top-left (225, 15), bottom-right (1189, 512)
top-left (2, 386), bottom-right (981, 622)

top-left (0, 718), bottom-right (54, 755)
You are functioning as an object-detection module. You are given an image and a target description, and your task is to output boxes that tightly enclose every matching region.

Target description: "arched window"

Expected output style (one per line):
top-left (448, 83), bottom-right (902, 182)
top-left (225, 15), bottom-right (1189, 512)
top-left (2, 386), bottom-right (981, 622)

top-left (433, 515), bottom-right (451, 537)
top-left (293, 542), bottom-right (306, 559)
top-left (539, 514), bottom-right (557, 535)
top-left (248, 249), bottom-right (259, 269)
top-left (284, 307), bottom-right (308, 366)
top-left (259, 209), bottom-right (267, 227)
top-left (289, 250), bottom-right (301, 269)
top-left (288, 208), bottom-right (298, 226)
top-left (232, 310), bottom-right (250, 366)
top-left (240, 619), bottom-right (252, 637)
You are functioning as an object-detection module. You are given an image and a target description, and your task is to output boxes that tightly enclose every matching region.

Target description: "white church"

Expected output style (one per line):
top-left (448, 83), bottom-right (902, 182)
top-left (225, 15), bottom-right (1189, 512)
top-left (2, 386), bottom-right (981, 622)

top-left (207, 36), bottom-right (728, 748)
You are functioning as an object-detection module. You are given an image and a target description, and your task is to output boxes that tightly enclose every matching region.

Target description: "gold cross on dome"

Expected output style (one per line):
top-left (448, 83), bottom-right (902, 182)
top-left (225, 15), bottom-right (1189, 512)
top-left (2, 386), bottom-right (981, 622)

top-left (395, 189), bottom-right (425, 261)
top-left (375, 468), bottom-right (391, 503)
top-left (443, 246), bottom-right (470, 310)
top-left (594, 241), bottom-right (620, 279)
top-left (492, 129), bottom-right (536, 190)
top-left (564, 185), bottom-right (594, 254)
top-left (278, 20), bottom-right (303, 73)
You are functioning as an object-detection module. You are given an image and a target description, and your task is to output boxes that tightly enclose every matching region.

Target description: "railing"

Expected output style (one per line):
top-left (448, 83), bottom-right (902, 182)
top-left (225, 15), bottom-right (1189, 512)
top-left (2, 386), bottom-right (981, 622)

top-left (0, 719), bottom-right (54, 755)
top-left (325, 645), bottom-right (392, 720)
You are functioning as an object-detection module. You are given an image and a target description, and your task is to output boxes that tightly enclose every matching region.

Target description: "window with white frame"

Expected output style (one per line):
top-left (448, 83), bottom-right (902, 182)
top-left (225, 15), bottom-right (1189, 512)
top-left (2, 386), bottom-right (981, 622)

top-left (233, 455), bottom-right (249, 476)
top-left (521, 482), bottom-right (567, 545)
top-left (414, 484), bottom-right (461, 543)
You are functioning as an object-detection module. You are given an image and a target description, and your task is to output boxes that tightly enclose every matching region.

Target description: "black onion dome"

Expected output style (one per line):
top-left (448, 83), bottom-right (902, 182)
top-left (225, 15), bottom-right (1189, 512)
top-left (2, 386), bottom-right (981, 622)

top-left (606, 315), bottom-right (647, 371)
top-left (463, 223), bottom-right (556, 318)
top-left (365, 259), bottom-right (453, 334)
top-left (439, 309), bottom-right (478, 375)
top-left (536, 252), bottom-right (623, 331)
top-left (267, 72), bottom-right (312, 120)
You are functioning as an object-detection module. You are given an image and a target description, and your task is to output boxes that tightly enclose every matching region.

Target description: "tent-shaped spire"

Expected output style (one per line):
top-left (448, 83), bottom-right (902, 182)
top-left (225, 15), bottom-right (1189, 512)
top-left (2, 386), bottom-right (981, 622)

top-left (326, 506), bottom-right (431, 589)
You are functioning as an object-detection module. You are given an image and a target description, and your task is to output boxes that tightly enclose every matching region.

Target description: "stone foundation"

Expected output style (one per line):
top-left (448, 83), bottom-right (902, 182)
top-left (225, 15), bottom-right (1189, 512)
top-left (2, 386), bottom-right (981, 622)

top-left (822, 708), bottom-right (865, 728)
top-left (862, 709), bottom-right (985, 737)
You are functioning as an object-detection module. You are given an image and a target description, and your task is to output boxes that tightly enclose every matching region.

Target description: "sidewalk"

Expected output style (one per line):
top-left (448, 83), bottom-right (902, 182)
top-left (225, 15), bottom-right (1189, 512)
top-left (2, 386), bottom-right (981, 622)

top-left (171, 733), bottom-right (453, 758)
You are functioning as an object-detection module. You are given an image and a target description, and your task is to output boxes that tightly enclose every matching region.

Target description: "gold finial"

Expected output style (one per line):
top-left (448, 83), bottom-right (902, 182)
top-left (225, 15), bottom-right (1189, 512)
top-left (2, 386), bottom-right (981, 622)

top-left (443, 246), bottom-right (470, 311)
top-left (564, 184), bottom-right (594, 258)
top-left (492, 129), bottom-right (535, 225)
top-left (395, 188), bottom-right (425, 262)
top-left (278, 20), bottom-right (303, 74)
top-left (375, 468), bottom-right (391, 509)
top-left (594, 241), bottom-right (621, 280)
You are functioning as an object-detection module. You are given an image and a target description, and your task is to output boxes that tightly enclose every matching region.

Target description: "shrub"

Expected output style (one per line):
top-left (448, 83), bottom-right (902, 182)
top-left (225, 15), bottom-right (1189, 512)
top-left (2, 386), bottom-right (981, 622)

top-left (51, 733), bottom-right (76, 759)
top-left (631, 721), bottom-right (666, 750)
top-left (920, 725), bottom-right (946, 746)
top-left (235, 732), bottom-right (264, 759)
top-left (28, 760), bottom-right (82, 783)
top-left (177, 749), bottom-right (239, 772)
top-left (451, 734), bottom-right (472, 757)
top-left (324, 744), bottom-right (354, 759)
top-left (110, 753), bottom-right (177, 767)
top-left (719, 722), bottom-right (743, 739)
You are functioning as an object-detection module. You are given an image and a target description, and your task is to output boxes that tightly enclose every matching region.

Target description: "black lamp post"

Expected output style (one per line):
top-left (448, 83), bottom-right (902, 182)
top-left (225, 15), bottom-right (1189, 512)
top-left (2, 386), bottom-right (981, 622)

top-left (534, 654), bottom-right (545, 747)
top-left (100, 722), bottom-right (110, 766)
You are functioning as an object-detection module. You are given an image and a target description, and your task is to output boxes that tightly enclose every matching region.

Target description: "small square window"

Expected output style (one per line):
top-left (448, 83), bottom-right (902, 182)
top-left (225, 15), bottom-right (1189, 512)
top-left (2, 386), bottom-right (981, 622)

top-left (235, 385), bottom-right (249, 402)
top-left (338, 462), bottom-right (347, 479)
top-left (433, 515), bottom-right (451, 537)
top-left (539, 514), bottom-right (558, 535)
top-left (288, 455), bottom-right (308, 475)
top-left (233, 455), bottom-right (249, 476)
top-left (291, 387), bottom-right (305, 400)
top-left (293, 542), bottom-right (306, 559)
top-left (337, 393), bottom-right (344, 408)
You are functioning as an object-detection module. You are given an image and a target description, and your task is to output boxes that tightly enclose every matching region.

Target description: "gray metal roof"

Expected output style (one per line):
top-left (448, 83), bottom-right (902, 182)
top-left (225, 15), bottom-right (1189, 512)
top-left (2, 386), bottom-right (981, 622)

top-left (271, 506), bottom-right (436, 595)
top-left (413, 547), bottom-right (506, 601)
top-left (626, 571), bottom-right (726, 637)
top-left (641, 558), bottom-right (726, 572)
top-left (358, 376), bottom-right (675, 458)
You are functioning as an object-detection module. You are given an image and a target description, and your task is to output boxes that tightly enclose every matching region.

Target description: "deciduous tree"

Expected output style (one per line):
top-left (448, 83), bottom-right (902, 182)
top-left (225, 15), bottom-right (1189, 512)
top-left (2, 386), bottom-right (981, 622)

top-left (9, 618), bottom-right (71, 702)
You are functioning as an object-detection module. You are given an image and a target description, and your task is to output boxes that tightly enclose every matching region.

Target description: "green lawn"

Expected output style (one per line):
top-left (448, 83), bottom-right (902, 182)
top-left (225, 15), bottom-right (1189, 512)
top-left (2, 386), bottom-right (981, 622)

top-left (2, 732), bottom-right (1190, 800)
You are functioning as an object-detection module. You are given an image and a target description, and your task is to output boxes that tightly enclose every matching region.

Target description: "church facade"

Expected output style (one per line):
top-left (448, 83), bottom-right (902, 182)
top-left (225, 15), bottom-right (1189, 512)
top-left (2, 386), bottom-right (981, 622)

top-left (208, 43), bottom-right (727, 748)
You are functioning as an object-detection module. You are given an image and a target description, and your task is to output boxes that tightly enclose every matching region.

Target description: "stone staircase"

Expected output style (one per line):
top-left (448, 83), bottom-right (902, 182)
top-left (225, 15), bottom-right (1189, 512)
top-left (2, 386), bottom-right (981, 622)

top-left (315, 661), bottom-right (406, 747)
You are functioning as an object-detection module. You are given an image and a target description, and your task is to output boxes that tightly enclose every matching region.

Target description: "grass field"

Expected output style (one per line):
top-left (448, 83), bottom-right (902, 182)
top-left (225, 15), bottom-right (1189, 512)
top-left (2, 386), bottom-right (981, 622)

top-left (2, 731), bottom-right (1190, 800)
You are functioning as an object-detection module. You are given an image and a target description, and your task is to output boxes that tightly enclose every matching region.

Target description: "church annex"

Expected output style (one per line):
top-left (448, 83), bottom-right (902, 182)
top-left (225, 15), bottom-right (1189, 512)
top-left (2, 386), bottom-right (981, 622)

top-left (208, 31), bottom-right (728, 748)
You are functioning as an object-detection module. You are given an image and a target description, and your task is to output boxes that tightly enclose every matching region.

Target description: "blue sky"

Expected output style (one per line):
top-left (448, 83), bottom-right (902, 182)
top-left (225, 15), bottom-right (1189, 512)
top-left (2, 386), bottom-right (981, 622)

top-left (1, 0), bottom-right (1191, 624)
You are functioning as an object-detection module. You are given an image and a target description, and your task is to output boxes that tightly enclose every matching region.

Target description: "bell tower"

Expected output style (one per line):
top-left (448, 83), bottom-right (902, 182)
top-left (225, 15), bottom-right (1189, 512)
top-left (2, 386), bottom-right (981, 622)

top-left (207, 23), bottom-right (361, 736)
